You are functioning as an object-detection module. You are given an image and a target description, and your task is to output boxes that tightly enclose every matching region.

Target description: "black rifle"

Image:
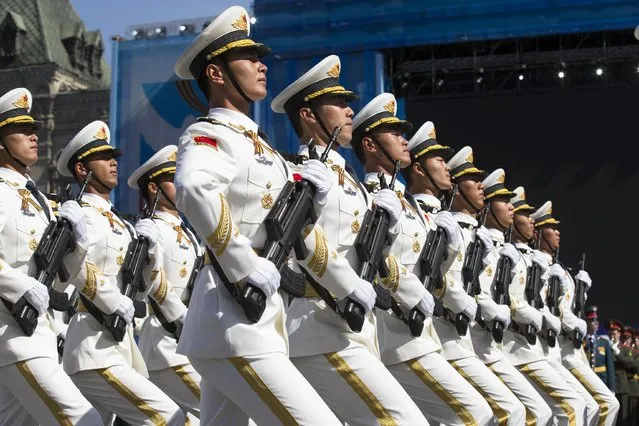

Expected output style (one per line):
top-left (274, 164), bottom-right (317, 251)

top-left (545, 246), bottom-right (561, 347)
top-left (417, 185), bottom-right (458, 320)
top-left (106, 192), bottom-right (160, 342)
top-left (2, 173), bottom-right (92, 336)
top-left (572, 252), bottom-right (587, 349)
top-left (524, 232), bottom-right (543, 344)
top-left (182, 253), bottom-right (204, 308)
top-left (350, 161), bottom-right (401, 332)
top-left (491, 225), bottom-right (514, 343)
top-left (456, 205), bottom-right (490, 335)
top-left (222, 127), bottom-right (340, 323)
top-left (56, 288), bottom-right (79, 357)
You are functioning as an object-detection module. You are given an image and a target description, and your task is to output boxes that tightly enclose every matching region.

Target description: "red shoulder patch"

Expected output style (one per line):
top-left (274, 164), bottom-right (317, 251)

top-left (193, 135), bottom-right (218, 150)
top-left (293, 173), bottom-right (302, 182)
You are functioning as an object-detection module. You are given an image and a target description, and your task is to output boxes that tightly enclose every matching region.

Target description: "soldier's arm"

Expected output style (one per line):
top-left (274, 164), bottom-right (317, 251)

top-left (442, 234), bottom-right (477, 314)
top-left (61, 212), bottom-right (125, 314)
top-left (0, 197), bottom-right (42, 303)
top-left (378, 254), bottom-right (426, 310)
top-left (558, 273), bottom-right (580, 331)
top-left (175, 123), bottom-right (260, 282)
top-left (508, 257), bottom-right (543, 326)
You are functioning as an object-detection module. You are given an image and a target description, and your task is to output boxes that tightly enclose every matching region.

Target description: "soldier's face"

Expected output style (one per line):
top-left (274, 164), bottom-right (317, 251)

top-left (158, 180), bottom-right (176, 208)
top-left (541, 227), bottom-right (560, 250)
top-left (226, 49), bottom-right (268, 101)
top-left (609, 329), bottom-right (620, 342)
top-left (587, 319), bottom-right (598, 334)
top-left (455, 176), bottom-right (485, 210)
top-left (488, 198), bottom-right (513, 228)
top-left (371, 127), bottom-right (410, 169)
top-left (313, 95), bottom-right (354, 145)
top-left (420, 155), bottom-right (452, 191)
top-left (514, 212), bottom-right (535, 240)
top-left (86, 153), bottom-right (118, 189)
top-left (0, 124), bottom-right (39, 166)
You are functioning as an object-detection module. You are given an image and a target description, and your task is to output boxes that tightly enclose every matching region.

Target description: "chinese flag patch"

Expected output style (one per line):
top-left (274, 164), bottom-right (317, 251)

top-left (292, 173), bottom-right (302, 182)
top-left (193, 135), bottom-right (218, 150)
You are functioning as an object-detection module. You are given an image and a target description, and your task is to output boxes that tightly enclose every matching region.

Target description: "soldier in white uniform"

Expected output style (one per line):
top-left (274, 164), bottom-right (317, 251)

top-left (128, 145), bottom-right (202, 424)
top-left (444, 146), bottom-right (526, 425)
top-left (56, 120), bottom-right (184, 425)
top-left (352, 96), bottom-right (494, 425)
top-left (473, 169), bottom-right (556, 426)
top-left (173, 6), bottom-right (342, 425)
top-left (498, 186), bottom-right (590, 426)
top-left (271, 58), bottom-right (428, 424)
top-left (0, 88), bottom-right (102, 425)
top-left (530, 202), bottom-right (619, 425)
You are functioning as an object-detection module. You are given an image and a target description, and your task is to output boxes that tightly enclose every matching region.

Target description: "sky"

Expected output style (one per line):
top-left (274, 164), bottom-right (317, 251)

top-left (71, 0), bottom-right (252, 65)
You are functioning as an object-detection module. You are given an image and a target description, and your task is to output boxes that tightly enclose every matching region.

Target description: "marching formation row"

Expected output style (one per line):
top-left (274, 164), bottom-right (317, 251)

top-left (0, 4), bottom-right (637, 426)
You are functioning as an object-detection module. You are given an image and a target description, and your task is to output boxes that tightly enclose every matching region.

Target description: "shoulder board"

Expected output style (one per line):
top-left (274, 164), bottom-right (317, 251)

top-left (78, 201), bottom-right (91, 208)
top-left (197, 116), bottom-right (224, 126)
top-left (363, 182), bottom-right (379, 193)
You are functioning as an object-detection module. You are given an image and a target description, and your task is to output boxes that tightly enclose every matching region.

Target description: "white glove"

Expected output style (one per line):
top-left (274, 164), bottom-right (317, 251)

top-left (575, 270), bottom-right (592, 289)
top-left (23, 279), bottom-right (49, 316)
top-left (575, 318), bottom-right (587, 338)
top-left (542, 310), bottom-right (561, 334)
top-left (612, 341), bottom-right (620, 355)
top-left (499, 243), bottom-right (521, 266)
top-left (433, 211), bottom-right (462, 251)
top-left (246, 257), bottom-right (281, 298)
top-left (135, 218), bottom-right (161, 258)
top-left (59, 201), bottom-right (89, 247)
top-left (345, 279), bottom-right (376, 314)
top-left (530, 250), bottom-right (549, 272)
top-left (300, 159), bottom-right (333, 204)
top-left (114, 296), bottom-right (135, 324)
top-left (477, 294), bottom-right (511, 327)
top-left (415, 291), bottom-right (435, 318)
top-left (542, 311), bottom-right (561, 334)
top-left (475, 226), bottom-right (493, 254)
top-left (461, 295), bottom-right (478, 321)
top-left (374, 189), bottom-right (402, 229)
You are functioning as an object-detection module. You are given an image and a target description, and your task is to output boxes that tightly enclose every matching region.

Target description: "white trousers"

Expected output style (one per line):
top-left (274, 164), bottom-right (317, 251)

top-left (518, 359), bottom-right (587, 426)
top-left (547, 354), bottom-right (599, 425)
top-left (293, 346), bottom-right (429, 425)
top-left (190, 352), bottom-right (341, 426)
top-left (0, 357), bottom-right (101, 426)
top-left (149, 364), bottom-right (202, 424)
top-left (387, 351), bottom-right (493, 425)
top-left (71, 364), bottom-right (184, 426)
top-left (567, 363), bottom-right (620, 426)
top-left (449, 356), bottom-right (526, 426)
top-left (487, 358), bottom-right (553, 426)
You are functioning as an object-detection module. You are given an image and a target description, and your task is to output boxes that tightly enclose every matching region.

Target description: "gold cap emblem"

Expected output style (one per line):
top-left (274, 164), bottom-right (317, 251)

top-left (94, 126), bottom-right (108, 140)
top-left (548, 205), bottom-right (552, 215)
top-left (232, 13), bottom-right (248, 32)
top-left (465, 152), bottom-right (474, 163)
top-left (327, 62), bottom-right (340, 78)
top-left (428, 127), bottom-right (437, 139)
top-left (168, 151), bottom-right (177, 162)
top-left (383, 100), bottom-right (396, 114)
top-left (12, 93), bottom-right (29, 109)
top-left (521, 191), bottom-right (526, 200)
top-left (497, 173), bottom-right (505, 183)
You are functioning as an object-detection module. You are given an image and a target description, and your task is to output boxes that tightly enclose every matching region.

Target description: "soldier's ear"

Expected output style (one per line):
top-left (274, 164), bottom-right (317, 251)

top-left (361, 135), bottom-right (376, 155)
top-left (298, 106), bottom-right (315, 126)
top-left (205, 62), bottom-right (224, 86)
top-left (74, 161), bottom-right (87, 178)
top-left (412, 160), bottom-right (424, 178)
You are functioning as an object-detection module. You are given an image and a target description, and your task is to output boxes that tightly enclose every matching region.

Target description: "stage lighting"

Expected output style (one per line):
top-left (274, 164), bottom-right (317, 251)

top-left (132, 28), bottom-right (145, 39)
top-left (558, 71), bottom-right (565, 79)
top-left (250, 17), bottom-right (257, 25)
top-left (179, 24), bottom-right (195, 35)
top-left (518, 74), bottom-right (524, 81)
top-left (595, 67), bottom-right (603, 76)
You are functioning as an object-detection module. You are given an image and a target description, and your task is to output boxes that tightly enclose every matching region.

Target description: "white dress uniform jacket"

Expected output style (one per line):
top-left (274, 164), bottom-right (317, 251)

top-left (363, 174), bottom-right (440, 365)
top-left (139, 211), bottom-right (196, 371)
top-left (0, 168), bottom-right (66, 366)
top-left (63, 193), bottom-right (162, 376)
top-left (286, 145), bottom-right (379, 358)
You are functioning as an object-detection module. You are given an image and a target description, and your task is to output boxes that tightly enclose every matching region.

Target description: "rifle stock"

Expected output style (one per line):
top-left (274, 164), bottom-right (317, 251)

top-left (491, 225), bottom-right (513, 343)
top-left (545, 246), bottom-right (561, 347)
top-left (572, 252), bottom-right (587, 348)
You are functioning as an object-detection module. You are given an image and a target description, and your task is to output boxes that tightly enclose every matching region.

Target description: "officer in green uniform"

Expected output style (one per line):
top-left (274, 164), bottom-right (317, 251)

top-left (584, 306), bottom-right (616, 391)
top-left (608, 319), bottom-right (633, 426)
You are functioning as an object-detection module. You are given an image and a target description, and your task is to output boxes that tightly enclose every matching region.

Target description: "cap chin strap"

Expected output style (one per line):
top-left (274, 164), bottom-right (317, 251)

top-left (0, 137), bottom-right (28, 169)
top-left (369, 134), bottom-right (398, 172)
top-left (220, 60), bottom-right (253, 104)
top-left (309, 102), bottom-right (333, 142)
top-left (418, 159), bottom-right (445, 196)
top-left (542, 232), bottom-right (557, 257)
top-left (79, 162), bottom-right (114, 192)
top-left (490, 207), bottom-right (509, 232)
top-left (158, 186), bottom-right (178, 210)
top-left (458, 185), bottom-right (481, 213)
top-left (513, 220), bottom-right (529, 243)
